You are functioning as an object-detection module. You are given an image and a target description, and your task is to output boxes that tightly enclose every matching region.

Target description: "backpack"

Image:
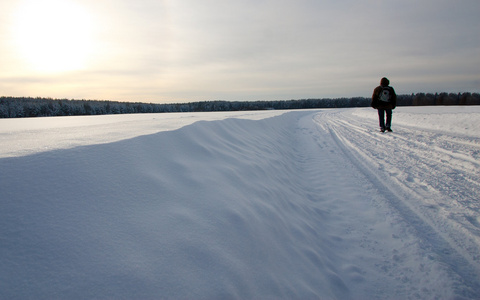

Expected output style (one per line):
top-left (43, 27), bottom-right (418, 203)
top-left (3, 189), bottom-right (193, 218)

top-left (378, 87), bottom-right (391, 102)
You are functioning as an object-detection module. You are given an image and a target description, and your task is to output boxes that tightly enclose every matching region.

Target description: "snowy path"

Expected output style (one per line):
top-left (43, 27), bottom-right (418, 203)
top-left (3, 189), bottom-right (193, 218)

top-left (305, 108), bottom-right (480, 298)
top-left (1, 107), bottom-right (479, 299)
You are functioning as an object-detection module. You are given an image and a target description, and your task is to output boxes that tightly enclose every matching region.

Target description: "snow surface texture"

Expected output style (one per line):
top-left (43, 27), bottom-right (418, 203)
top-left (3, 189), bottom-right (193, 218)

top-left (1, 107), bottom-right (479, 299)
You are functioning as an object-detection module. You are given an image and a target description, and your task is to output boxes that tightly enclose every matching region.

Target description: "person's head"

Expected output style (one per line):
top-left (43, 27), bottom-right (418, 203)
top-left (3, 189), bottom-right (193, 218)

top-left (380, 77), bottom-right (390, 87)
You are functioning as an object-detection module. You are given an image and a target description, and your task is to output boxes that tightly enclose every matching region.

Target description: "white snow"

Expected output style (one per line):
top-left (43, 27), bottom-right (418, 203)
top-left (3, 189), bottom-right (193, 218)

top-left (1, 106), bottom-right (479, 299)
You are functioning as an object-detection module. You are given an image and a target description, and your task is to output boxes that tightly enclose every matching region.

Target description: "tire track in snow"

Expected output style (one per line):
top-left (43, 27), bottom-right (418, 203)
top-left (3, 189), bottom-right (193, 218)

top-left (325, 109), bottom-right (480, 238)
top-left (312, 109), bottom-right (480, 298)
top-left (334, 114), bottom-right (480, 223)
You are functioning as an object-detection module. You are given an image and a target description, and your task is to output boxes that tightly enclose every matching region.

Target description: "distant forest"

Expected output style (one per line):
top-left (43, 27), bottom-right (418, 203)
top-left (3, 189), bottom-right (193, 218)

top-left (1, 92), bottom-right (479, 118)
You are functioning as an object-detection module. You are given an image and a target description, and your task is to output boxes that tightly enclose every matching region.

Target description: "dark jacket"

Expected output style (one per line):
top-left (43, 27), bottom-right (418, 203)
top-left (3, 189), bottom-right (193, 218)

top-left (371, 77), bottom-right (397, 110)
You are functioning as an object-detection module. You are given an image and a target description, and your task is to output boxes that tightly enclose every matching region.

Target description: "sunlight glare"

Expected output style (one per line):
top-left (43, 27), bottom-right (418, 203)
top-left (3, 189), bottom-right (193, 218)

top-left (12, 0), bottom-right (96, 73)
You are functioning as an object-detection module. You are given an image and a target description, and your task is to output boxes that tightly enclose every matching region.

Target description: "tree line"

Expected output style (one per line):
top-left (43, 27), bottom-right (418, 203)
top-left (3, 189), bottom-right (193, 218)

top-left (1, 92), bottom-right (479, 118)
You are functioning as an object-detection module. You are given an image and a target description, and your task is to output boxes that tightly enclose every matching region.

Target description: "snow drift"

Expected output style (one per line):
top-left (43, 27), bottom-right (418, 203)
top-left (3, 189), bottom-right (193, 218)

top-left (1, 107), bottom-right (479, 299)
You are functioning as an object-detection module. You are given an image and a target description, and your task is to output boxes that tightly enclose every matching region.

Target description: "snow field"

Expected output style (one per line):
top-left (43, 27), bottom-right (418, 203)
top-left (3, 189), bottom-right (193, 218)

top-left (1, 106), bottom-right (479, 299)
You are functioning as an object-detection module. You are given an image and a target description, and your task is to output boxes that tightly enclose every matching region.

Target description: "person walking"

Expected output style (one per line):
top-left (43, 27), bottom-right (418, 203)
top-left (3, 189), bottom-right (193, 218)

top-left (371, 77), bottom-right (397, 132)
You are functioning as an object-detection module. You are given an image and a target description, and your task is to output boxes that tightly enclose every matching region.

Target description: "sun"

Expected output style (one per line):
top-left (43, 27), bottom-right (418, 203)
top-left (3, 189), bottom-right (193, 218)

top-left (12, 0), bottom-right (96, 73)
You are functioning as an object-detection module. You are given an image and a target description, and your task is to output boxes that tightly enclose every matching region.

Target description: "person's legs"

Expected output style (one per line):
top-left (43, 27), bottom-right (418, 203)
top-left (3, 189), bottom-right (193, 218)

top-left (385, 109), bottom-right (392, 130)
top-left (378, 109), bottom-right (385, 131)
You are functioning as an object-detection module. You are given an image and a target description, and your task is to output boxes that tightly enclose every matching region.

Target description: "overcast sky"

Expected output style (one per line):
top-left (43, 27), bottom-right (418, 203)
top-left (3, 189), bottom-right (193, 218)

top-left (1, 0), bottom-right (479, 103)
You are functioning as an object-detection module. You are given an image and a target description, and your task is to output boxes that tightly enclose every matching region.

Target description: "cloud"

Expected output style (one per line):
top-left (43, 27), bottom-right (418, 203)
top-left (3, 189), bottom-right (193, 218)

top-left (1, 0), bottom-right (479, 102)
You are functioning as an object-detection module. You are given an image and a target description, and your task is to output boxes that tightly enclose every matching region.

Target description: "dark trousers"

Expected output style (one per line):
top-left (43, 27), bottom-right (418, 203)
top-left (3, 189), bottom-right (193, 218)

top-left (378, 109), bottom-right (392, 129)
